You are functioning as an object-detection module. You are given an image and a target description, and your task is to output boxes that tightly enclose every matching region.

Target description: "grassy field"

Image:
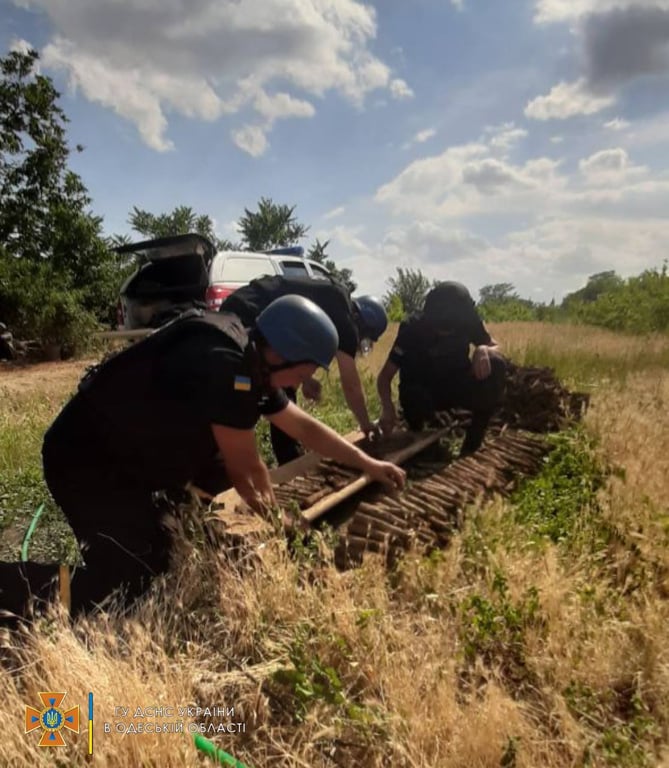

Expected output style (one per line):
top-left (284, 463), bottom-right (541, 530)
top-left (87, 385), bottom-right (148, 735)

top-left (1, 322), bottom-right (669, 767)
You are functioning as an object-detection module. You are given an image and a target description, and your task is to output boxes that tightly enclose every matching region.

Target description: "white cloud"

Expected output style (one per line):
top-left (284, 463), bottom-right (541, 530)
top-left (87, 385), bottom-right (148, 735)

top-left (604, 116), bottom-right (630, 130)
top-left (402, 127), bottom-right (436, 149)
top-left (22, 0), bottom-right (411, 152)
top-left (253, 90), bottom-right (315, 123)
top-left (550, 135), bottom-right (564, 143)
top-left (535, 0), bottom-right (669, 25)
top-left (323, 206), bottom-right (346, 220)
top-left (319, 224), bottom-right (372, 259)
top-left (389, 78), bottom-right (414, 100)
top-left (505, 215), bottom-right (669, 285)
top-left (579, 147), bottom-right (647, 184)
top-left (531, 2), bottom-right (669, 123)
top-left (413, 128), bottom-right (436, 144)
top-left (231, 125), bottom-right (268, 157)
top-left (524, 78), bottom-right (615, 120)
top-left (375, 143), bottom-right (488, 216)
top-left (484, 122), bottom-right (528, 152)
top-left (375, 137), bottom-right (566, 219)
top-left (9, 37), bottom-right (34, 55)
top-left (381, 222), bottom-right (489, 264)
top-left (462, 158), bottom-right (535, 194)
top-left (358, 128), bottom-right (669, 299)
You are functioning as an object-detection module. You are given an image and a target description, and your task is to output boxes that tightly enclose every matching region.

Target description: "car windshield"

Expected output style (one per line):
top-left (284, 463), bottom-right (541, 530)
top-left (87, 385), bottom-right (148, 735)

top-left (220, 256), bottom-right (275, 282)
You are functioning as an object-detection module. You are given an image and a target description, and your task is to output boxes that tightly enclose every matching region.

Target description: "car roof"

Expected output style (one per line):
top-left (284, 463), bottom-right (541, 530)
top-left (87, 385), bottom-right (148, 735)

top-left (212, 251), bottom-right (326, 266)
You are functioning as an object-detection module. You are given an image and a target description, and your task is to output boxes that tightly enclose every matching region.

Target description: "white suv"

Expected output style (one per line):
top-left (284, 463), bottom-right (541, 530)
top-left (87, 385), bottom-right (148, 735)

top-left (206, 247), bottom-right (333, 310)
top-left (116, 235), bottom-right (333, 330)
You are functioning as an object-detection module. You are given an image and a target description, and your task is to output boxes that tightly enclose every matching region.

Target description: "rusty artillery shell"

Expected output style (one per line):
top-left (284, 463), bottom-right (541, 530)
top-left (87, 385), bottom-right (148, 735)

top-left (353, 505), bottom-right (416, 540)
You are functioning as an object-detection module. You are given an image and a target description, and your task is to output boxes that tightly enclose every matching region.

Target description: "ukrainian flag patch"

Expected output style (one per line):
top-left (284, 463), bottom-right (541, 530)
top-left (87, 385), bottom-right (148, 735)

top-left (234, 375), bottom-right (252, 392)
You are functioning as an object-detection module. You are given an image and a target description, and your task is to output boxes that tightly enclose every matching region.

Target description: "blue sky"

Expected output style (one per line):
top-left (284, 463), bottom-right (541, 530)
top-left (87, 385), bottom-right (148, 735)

top-left (3, 0), bottom-right (669, 301)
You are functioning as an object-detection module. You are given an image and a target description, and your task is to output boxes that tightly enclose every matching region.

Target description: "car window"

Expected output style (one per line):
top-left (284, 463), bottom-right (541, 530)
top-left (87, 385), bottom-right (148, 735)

top-left (280, 260), bottom-right (309, 278)
top-left (309, 264), bottom-right (332, 281)
top-left (219, 256), bottom-right (275, 282)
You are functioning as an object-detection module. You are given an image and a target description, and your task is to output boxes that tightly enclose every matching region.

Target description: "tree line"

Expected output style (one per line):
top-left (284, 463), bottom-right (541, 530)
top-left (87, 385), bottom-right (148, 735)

top-left (382, 266), bottom-right (669, 335)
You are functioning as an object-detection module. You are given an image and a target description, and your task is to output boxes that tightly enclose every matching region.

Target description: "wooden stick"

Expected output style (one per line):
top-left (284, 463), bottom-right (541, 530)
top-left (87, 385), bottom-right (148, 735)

top-left (301, 427), bottom-right (451, 524)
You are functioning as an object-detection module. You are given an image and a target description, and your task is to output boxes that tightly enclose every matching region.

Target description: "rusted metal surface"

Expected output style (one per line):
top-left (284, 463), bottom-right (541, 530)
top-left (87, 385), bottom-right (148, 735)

top-left (496, 363), bottom-right (590, 432)
top-left (332, 430), bottom-right (549, 568)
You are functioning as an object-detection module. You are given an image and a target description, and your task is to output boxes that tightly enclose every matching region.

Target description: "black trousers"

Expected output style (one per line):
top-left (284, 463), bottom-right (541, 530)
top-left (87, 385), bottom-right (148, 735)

top-left (399, 354), bottom-right (506, 454)
top-left (1, 399), bottom-right (182, 625)
top-left (269, 387), bottom-right (302, 465)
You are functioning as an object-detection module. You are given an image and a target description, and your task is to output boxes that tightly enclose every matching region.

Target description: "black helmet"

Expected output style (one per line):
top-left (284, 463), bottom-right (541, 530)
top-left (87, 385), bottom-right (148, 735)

top-left (352, 295), bottom-right (388, 341)
top-left (256, 295), bottom-right (339, 368)
top-left (423, 281), bottom-right (475, 325)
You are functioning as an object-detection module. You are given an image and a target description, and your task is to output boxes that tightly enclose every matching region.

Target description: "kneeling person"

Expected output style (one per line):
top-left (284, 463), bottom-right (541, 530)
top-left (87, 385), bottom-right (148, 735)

top-left (377, 282), bottom-right (506, 456)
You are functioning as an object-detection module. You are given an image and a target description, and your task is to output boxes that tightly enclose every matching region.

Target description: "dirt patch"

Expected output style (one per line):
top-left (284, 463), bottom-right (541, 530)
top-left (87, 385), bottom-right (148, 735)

top-left (0, 358), bottom-right (95, 398)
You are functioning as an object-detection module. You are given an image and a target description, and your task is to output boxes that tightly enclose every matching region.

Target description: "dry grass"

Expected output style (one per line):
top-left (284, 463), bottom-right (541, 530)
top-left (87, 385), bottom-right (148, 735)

top-left (1, 323), bottom-right (669, 766)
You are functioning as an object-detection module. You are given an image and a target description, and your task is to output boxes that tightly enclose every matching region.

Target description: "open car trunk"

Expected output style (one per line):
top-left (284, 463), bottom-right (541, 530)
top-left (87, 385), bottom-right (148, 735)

top-left (116, 234), bottom-right (216, 329)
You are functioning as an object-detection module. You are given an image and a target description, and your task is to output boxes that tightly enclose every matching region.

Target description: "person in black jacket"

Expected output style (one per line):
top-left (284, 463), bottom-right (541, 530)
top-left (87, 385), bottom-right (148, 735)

top-left (0, 297), bottom-right (405, 625)
top-left (220, 275), bottom-right (388, 464)
top-left (377, 282), bottom-right (506, 456)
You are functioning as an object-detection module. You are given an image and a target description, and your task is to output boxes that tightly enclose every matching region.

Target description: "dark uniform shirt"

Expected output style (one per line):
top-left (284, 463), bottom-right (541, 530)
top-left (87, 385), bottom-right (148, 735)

top-left (54, 311), bottom-right (287, 490)
top-left (220, 275), bottom-right (359, 358)
top-left (389, 310), bottom-right (492, 385)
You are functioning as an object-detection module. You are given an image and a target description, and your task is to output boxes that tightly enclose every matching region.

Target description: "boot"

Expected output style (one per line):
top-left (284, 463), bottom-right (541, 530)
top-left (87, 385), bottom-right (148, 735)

top-left (459, 412), bottom-right (491, 457)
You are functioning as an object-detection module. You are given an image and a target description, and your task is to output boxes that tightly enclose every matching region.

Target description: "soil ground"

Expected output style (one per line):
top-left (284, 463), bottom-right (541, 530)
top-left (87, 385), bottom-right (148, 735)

top-left (0, 358), bottom-right (94, 397)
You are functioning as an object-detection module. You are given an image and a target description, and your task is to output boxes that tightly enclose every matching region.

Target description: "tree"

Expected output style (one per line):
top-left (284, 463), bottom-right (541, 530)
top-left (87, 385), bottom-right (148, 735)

top-left (476, 282), bottom-right (537, 321)
top-left (562, 270), bottom-right (623, 306)
top-left (0, 49), bottom-right (124, 345)
top-left (478, 283), bottom-right (518, 303)
top-left (384, 267), bottom-right (433, 315)
top-left (237, 197), bottom-right (308, 251)
top-left (307, 238), bottom-right (356, 293)
top-left (128, 205), bottom-right (236, 251)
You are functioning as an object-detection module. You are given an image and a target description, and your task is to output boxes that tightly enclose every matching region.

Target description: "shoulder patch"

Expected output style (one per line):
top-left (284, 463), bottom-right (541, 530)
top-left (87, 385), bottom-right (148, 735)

top-left (234, 375), bottom-right (252, 392)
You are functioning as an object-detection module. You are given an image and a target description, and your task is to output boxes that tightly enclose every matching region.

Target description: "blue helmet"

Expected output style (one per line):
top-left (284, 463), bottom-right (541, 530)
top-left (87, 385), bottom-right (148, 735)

top-left (352, 295), bottom-right (388, 342)
top-left (256, 295), bottom-right (339, 369)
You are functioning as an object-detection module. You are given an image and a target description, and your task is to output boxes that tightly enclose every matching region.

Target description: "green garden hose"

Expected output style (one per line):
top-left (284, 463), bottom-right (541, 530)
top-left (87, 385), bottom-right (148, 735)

top-left (192, 734), bottom-right (250, 767)
top-left (21, 503), bottom-right (45, 561)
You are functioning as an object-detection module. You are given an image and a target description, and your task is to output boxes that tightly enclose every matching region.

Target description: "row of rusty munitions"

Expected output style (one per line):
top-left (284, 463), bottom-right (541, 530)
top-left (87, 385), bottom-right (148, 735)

top-left (333, 430), bottom-right (551, 568)
top-left (269, 363), bottom-right (585, 513)
top-left (495, 363), bottom-right (590, 433)
top-left (272, 461), bottom-right (362, 510)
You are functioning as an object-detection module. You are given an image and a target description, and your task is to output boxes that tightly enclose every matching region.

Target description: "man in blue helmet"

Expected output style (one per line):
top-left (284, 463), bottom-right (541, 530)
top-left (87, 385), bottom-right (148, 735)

top-left (377, 281), bottom-right (506, 456)
top-left (0, 297), bottom-right (405, 624)
top-left (219, 274), bottom-right (388, 464)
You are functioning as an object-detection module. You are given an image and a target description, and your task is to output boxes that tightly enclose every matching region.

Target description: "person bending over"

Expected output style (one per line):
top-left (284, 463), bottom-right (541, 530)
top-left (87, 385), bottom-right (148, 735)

top-left (220, 275), bottom-right (388, 464)
top-left (377, 281), bottom-right (506, 456)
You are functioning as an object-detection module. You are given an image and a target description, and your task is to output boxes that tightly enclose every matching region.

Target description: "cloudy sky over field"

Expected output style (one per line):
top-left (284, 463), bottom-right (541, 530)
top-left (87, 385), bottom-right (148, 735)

top-left (2, 0), bottom-right (669, 300)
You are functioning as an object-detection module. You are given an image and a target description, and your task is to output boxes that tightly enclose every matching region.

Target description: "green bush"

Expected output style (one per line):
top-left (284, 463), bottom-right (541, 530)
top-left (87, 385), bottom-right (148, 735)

top-left (0, 256), bottom-right (98, 353)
